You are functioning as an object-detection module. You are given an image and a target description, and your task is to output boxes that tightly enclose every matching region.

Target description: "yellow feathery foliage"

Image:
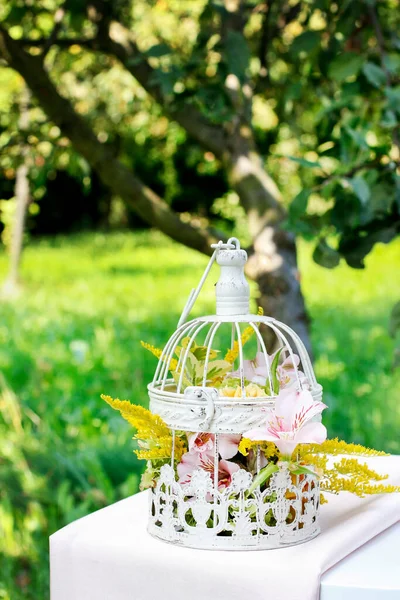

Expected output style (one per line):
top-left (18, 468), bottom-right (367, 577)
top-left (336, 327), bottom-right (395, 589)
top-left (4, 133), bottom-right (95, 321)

top-left (101, 395), bottom-right (170, 438)
top-left (135, 436), bottom-right (185, 461)
top-left (320, 492), bottom-right (328, 505)
top-left (301, 453), bottom-right (329, 472)
top-left (225, 342), bottom-right (242, 364)
top-left (224, 307), bottom-right (264, 363)
top-left (299, 438), bottom-right (389, 458)
top-left (101, 395), bottom-right (186, 461)
top-left (300, 443), bottom-right (398, 499)
top-left (238, 438), bottom-right (277, 459)
top-left (321, 471), bottom-right (400, 497)
top-left (333, 458), bottom-right (388, 482)
top-left (140, 341), bottom-right (178, 371)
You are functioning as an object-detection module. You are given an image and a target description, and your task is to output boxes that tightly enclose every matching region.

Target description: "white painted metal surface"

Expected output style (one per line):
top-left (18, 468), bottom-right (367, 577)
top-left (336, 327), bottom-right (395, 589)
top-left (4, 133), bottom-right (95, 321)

top-left (149, 463), bottom-right (320, 550)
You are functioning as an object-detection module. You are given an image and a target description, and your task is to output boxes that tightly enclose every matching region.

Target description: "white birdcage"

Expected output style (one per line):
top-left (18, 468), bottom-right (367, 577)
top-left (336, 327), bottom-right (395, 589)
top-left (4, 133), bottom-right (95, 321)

top-left (147, 238), bottom-right (323, 550)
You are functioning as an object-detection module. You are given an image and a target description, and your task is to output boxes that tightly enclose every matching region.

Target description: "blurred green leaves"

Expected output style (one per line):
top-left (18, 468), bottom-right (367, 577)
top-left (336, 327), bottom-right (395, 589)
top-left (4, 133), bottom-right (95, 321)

top-left (313, 238), bottom-right (340, 269)
top-left (362, 62), bottom-right (387, 88)
top-left (328, 53), bottom-right (364, 82)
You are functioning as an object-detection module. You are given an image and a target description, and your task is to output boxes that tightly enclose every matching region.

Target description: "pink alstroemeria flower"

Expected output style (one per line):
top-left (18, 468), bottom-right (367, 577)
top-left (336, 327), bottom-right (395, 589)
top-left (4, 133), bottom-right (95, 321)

top-left (244, 388), bottom-right (327, 458)
top-left (231, 351), bottom-right (308, 390)
top-left (231, 351), bottom-right (267, 385)
top-left (177, 451), bottom-right (240, 490)
top-left (187, 432), bottom-right (241, 460)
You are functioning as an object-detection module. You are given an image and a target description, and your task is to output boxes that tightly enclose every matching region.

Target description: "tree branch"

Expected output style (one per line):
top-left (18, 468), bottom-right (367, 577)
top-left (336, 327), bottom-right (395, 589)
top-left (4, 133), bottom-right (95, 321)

top-left (0, 26), bottom-right (218, 256)
top-left (19, 24), bottom-right (227, 159)
top-left (259, 1), bottom-right (274, 72)
top-left (41, 5), bottom-right (66, 58)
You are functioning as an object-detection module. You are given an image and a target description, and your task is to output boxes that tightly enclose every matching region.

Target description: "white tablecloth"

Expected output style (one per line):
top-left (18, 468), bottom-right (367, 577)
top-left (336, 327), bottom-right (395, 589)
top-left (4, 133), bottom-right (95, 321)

top-left (50, 456), bottom-right (400, 600)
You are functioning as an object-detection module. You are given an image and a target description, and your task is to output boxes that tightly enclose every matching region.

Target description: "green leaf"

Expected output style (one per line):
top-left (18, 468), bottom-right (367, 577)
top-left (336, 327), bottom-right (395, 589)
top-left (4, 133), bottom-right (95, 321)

top-left (345, 127), bottom-right (368, 150)
top-left (381, 110), bottom-right (398, 129)
top-left (349, 175), bottom-right (370, 204)
top-left (290, 31), bottom-right (321, 55)
top-left (149, 70), bottom-right (176, 96)
top-left (270, 347), bottom-right (284, 395)
top-left (290, 465), bottom-right (318, 477)
top-left (339, 226), bottom-right (397, 269)
top-left (362, 62), bottom-right (387, 88)
top-left (385, 86), bottom-right (400, 112)
top-left (126, 56), bottom-right (144, 67)
top-left (289, 189), bottom-right (311, 220)
top-left (383, 54), bottom-right (400, 75)
top-left (389, 301), bottom-right (400, 338)
top-left (328, 53), bottom-right (364, 82)
top-left (145, 43), bottom-right (172, 58)
top-left (369, 182), bottom-right (395, 215)
top-left (224, 31), bottom-right (250, 81)
top-left (205, 360), bottom-right (232, 382)
top-left (248, 463), bottom-right (279, 494)
top-left (287, 156), bottom-right (322, 169)
top-left (313, 239), bottom-right (340, 269)
top-left (5, 5), bottom-right (28, 24)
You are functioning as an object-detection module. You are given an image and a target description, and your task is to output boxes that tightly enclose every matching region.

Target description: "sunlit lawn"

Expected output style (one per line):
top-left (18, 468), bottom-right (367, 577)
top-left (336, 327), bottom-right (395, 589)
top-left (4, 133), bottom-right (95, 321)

top-left (0, 230), bottom-right (399, 599)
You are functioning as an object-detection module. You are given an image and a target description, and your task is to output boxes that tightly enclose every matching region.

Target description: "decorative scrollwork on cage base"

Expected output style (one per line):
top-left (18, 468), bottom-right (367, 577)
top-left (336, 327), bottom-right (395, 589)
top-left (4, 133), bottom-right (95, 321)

top-left (148, 464), bottom-right (320, 551)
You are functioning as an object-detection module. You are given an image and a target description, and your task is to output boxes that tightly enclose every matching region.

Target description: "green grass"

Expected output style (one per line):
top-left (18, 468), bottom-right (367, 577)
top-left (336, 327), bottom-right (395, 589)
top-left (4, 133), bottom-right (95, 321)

top-left (0, 230), bottom-right (399, 599)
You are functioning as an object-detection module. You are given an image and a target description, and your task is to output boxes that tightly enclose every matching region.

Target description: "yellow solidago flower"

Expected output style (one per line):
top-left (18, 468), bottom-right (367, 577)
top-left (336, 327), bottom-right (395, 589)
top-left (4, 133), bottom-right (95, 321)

top-left (320, 492), bottom-right (328, 505)
top-left (333, 458), bottom-right (388, 482)
top-left (135, 435), bottom-right (185, 461)
top-left (101, 395), bottom-right (186, 462)
top-left (298, 438), bottom-right (389, 458)
top-left (102, 395), bottom-right (170, 437)
top-left (140, 341), bottom-right (178, 372)
top-left (224, 307), bottom-right (264, 363)
top-left (238, 438), bottom-right (277, 459)
top-left (321, 470), bottom-right (400, 497)
top-left (300, 453), bottom-right (329, 472)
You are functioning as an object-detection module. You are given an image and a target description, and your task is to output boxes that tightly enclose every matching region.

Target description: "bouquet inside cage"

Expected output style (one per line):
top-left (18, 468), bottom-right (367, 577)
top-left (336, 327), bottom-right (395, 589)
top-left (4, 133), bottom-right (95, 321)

top-left (102, 238), bottom-right (399, 551)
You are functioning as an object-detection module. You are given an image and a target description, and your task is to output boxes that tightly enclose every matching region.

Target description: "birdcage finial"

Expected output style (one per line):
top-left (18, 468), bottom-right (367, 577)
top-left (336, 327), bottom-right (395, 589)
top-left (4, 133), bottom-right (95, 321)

top-left (177, 238), bottom-right (250, 327)
top-left (214, 237), bottom-right (250, 316)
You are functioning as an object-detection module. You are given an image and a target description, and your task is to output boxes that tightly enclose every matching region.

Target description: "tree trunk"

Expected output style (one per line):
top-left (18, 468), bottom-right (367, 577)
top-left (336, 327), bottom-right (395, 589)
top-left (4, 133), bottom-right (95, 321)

top-left (246, 227), bottom-right (311, 356)
top-left (226, 148), bottom-right (312, 356)
top-left (3, 86), bottom-right (30, 295)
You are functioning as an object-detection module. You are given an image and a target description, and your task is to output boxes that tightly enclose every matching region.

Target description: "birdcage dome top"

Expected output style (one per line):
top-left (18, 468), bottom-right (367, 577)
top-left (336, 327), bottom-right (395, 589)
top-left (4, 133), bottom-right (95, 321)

top-left (148, 238), bottom-right (322, 434)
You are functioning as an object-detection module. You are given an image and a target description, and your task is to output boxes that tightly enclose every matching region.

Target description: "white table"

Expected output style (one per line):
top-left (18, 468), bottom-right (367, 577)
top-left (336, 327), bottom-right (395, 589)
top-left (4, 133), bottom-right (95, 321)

top-left (50, 490), bottom-right (400, 600)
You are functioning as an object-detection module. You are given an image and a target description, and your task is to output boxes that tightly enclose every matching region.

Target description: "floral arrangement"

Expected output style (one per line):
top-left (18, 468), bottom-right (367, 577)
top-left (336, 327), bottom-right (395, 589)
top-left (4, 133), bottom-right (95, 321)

top-left (102, 317), bottom-right (399, 523)
top-left (102, 386), bottom-right (399, 502)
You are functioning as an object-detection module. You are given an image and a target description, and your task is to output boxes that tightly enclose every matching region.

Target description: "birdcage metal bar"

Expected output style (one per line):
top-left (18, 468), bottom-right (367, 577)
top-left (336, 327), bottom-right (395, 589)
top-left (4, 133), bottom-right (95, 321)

top-left (213, 433), bottom-right (219, 527)
top-left (202, 321), bottom-right (222, 387)
top-left (234, 322), bottom-right (246, 397)
top-left (153, 318), bottom-right (198, 384)
top-left (176, 321), bottom-right (210, 393)
top-left (273, 320), bottom-right (317, 386)
top-left (248, 322), bottom-right (274, 394)
top-left (263, 321), bottom-right (303, 390)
